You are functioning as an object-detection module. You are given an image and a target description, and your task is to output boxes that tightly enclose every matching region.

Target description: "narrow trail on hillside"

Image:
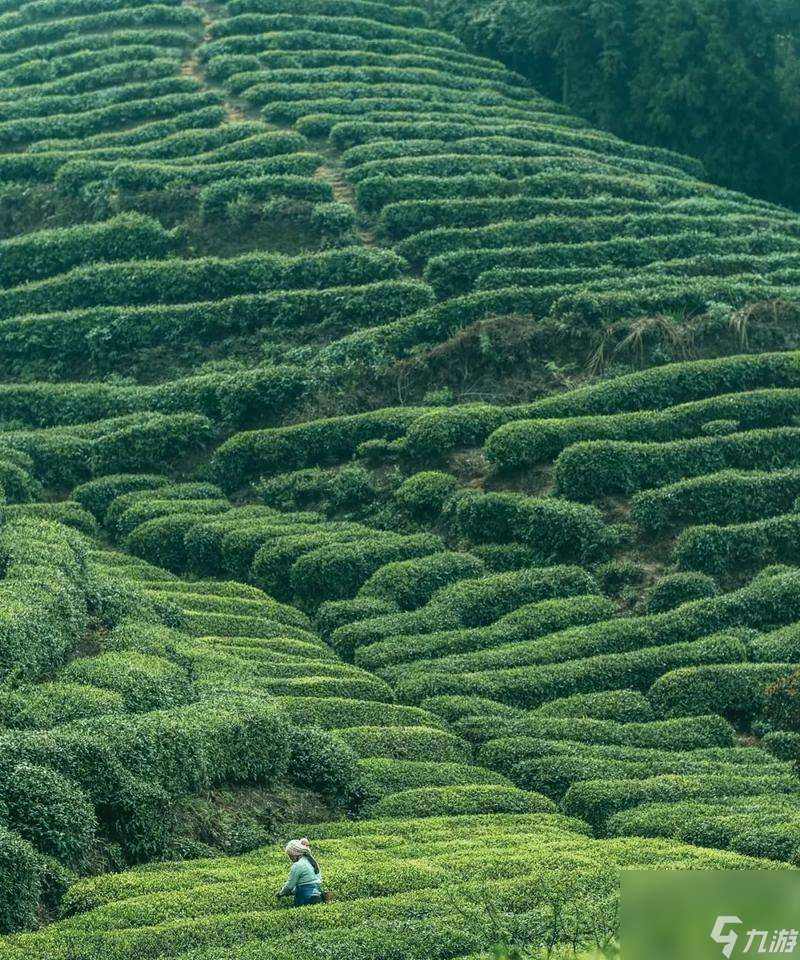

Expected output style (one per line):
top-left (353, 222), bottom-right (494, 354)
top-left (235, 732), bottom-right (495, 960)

top-left (316, 155), bottom-right (378, 247)
top-left (179, 0), bottom-right (376, 247)
top-left (180, 0), bottom-right (249, 125)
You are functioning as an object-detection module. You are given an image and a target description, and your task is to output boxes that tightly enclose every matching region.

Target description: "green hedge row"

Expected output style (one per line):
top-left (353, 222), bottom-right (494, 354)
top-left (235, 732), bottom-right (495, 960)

top-left (562, 772), bottom-right (800, 830)
top-left (642, 573), bottom-right (717, 613)
top-left (200, 23), bottom-right (539, 69)
top-left (632, 466), bottom-right (800, 533)
top-left (248, 525), bottom-right (377, 596)
top-left (358, 594), bottom-right (615, 672)
top-left (158, 588), bottom-right (309, 629)
top-left (455, 712), bottom-right (734, 751)
top-left (206, 12), bottom-right (465, 48)
top-left (0, 56), bottom-right (178, 100)
top-left (329, 113), bottom-right (705, 174)
top-left (104, 482), bottom-right (224, 534)
top-left (270, 695), bottom-right (443, 731)
top-left (226, 0), bottom-right (428, 27)
top-left (674, 512), bottom-right (800, 574)
top-left (316, 285), bottom-right (800, 383)
top-left (0, 279), bottom-right (433, 370)
top-left (485, 388), bottom-right (800, 471)
top-left (648, 663), bottom-right (798, 720)
top-left (270, 99), bottom-right (560, 131)
top-left (0, 681), bottom-right (124, 729)
top-left (59, 650), bottom-right (192, 713)
top-left (198, 174), bottom-right (332, 218)
top-left (357, 551), bottom-right (485, 611)
top-left (548, 276), bottom-right (800, 326)
top-left (607, 796), bottom-right (800, 862)
top-left (371, 783), bottom-right (555, 818)
top-left (231, 65), bottom-right (540, 102)
top-left (0, 413), bottom-right (210, 487)
top-left (356, 172), bottom-right (518, 212)
top-left (211, 406), bottom-right (435, 489)
top-left (25, 100), bottom-right (224, 150)
top-left (534, 689), bottom-right (654, 723)
top-left (378, 194), bottom-right (659, 241)
top-left (0, 41), bottom-right (182, 86)
top-left (0, 74), bottom-right (198, 125)
top-left (386, 571), bottom-right (800, 680)
top-left (3, 501), bottom-right (98, 535)
top-left (353, 163), bottom-right (720, 214)
top-left (0, 701), bottom-right (293, 858)
top-left (0, 212), bottom-right (175, 287)
top-left (395, 209), bottom-right (800, 266)
top-left (0, 519), bottom-right (89, 680)
top-left (335, 565), bottom-right (598, 660)
top-left (495, 739), bottom-right (782, 799)
top-left (447, 489), bottom-right (613, 562)
top-left (358, 757), bottom-right (512, 804)
top-left (395, 633), bottom-right (747, 707)
top-left (424, 231), bottom-right (800, 297)
top-left (554, 426), bottom-right (800, 500)
top-left (750, 623), bottom-right (800, 663)
top-left (475, 248), bottom-right (800, 293)
top-left (289, 532), bottom-right (445, 607)
top-left (208, 513), bottom-right (328, 580)
top-left (0, 246), bottom-right (402, 319)
top-left (315, 597), bottom-right (398, 641)
top-left (336, 725), bottom-right (470, 763)
top-left (341, 147), bottom-right (685, 188)
top-left (210, 46), bottom-right (524, 86)
top-left (0, 5), bottom-right (200, 53)
top-left (0, 89), bottom-right (222, 148)
top-left (53, 150), bottom-right (322, 193)
top-left (0, 366), bottom-right (308, 429)
top-left (0, 28), bottom-right (200, 74)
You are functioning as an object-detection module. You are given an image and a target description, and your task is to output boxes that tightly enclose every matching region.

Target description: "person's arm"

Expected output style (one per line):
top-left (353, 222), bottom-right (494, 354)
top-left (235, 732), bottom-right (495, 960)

top-left (278, 861), bottom-right (302, 896)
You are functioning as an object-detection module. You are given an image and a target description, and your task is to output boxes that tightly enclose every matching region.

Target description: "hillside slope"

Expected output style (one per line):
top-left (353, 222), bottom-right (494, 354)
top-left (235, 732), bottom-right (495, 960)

top-left (0, 0), bottom-right (799, 955)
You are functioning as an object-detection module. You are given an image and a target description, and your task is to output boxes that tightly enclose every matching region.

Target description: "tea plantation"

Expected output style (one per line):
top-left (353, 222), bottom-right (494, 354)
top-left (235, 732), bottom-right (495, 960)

top-left (0, 0), bottom-right (799, 955)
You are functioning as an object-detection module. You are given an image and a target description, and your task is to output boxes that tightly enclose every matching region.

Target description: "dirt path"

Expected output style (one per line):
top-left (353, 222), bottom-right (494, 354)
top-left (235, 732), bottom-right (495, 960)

top-left (180, 0), bottom-right (248, 125)
top-left (316, 158), bottom-right (377, 246)
top-left (179, 0), bottom-right (376, 245)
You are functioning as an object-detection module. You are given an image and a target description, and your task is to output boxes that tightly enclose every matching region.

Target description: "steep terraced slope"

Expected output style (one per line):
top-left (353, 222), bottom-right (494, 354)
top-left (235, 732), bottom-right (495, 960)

top-left (0, 0), bottom-right (799, 954)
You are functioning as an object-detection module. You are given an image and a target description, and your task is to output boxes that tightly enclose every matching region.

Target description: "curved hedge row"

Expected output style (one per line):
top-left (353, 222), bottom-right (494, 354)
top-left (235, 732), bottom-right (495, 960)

top-left (562, 772), bottom-right (800, 830)
top-left (0, 246), bottom-right (405, 319)
top-left (357, 550), bottom-right (485, 611)
top-left (335, 565), bottom-right (598, 660)
top-left (673, 512), bottom-right (800, 574)
top-left (485, 388), bottom-right (800, 472)
top-left (378, 572), bottom-right (800, 679)
top-left (554, 427), bottom-right (800, 500)
top-left (0, 519), bottom-right (90, 680)
top-left (534, 689), bottom-right (654, 723)
top-left (395, 633), bottom-right (747, 708)
top-left (648, 663), bottom-right (798, 720)
top-left (446, 489), bottom-right (613, 562)
top-left (0, 213), bottom-right (175, 287)
top-left (455, 712), bottom-right (735, 751)
top-left (371, 783), bottom-right (556, 818)
top-left (211, 407), bottom-right (436, 488)
top-left (364, 595), bottom-right (616, 673)
top-left (631, 468), bottom-right (800, 533)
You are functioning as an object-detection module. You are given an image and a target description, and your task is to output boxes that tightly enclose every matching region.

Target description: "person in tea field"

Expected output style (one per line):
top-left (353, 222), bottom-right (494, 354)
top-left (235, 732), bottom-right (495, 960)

top-left (277, 838), bottom-right (324, 906)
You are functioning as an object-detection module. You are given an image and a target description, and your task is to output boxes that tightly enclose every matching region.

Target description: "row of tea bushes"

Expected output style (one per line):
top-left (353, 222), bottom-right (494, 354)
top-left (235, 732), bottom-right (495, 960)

top-left (607, 795), bottom-right (800, 863)
top-left (0, 246), bottom-right (404, 319)
top-left (0, 811), bottom-right (775, 960)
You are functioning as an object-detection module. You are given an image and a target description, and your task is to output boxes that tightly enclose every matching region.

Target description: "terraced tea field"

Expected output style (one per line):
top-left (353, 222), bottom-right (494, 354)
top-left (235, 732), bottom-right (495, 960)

top-left (0, 0), bottom-right (799, 955)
